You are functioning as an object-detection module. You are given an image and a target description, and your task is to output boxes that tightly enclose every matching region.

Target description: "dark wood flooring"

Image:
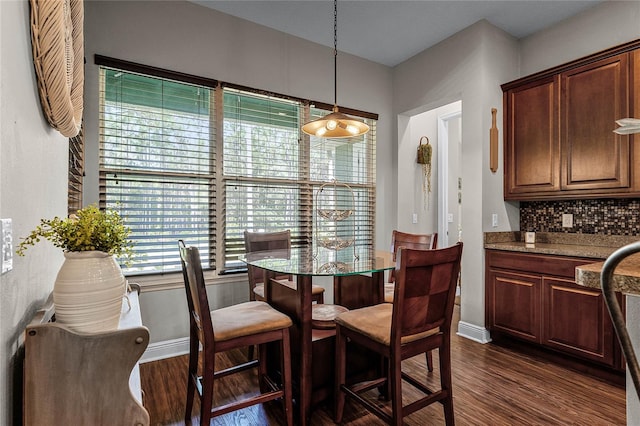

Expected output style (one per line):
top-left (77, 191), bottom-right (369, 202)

top-left (140, 307), bottom-right (626, 425)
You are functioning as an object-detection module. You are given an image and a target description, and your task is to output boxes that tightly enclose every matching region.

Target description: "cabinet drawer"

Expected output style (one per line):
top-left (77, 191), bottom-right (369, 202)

top-left (486, 250), bottom-right (591, 279)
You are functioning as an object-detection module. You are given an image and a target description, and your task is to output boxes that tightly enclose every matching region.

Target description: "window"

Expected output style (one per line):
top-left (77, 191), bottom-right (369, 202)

top-left (97, 57), bottom-right (376, 276)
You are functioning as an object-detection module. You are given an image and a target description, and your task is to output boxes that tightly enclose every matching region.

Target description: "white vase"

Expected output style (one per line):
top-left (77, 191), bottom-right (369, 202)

top-left (53, 251), bottom-right (126, 333)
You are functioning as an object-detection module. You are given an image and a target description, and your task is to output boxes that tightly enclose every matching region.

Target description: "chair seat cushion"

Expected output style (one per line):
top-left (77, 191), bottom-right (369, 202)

top-left (254, 281), bottom-right (325, 298)
top-left (311, 304), bottom-right (349, 329)
top-left (335, 303), bottom-right (438, 346)
top-left (212, 301), bottom-right (292, 342)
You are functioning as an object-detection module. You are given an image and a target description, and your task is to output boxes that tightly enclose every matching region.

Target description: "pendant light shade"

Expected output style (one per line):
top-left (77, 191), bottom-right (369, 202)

top-left (302, 106), bottom-right (369, 138)
top-left (302, 0), bottom-right (369, 138)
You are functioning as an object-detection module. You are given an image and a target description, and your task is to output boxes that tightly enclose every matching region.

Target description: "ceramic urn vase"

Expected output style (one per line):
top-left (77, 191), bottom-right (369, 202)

top-left (53, 251), bottom-right (126, 333)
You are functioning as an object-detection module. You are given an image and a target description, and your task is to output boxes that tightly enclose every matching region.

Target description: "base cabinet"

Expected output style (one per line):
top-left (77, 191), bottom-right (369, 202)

top-left (486, 250), bottom-right (621, 370)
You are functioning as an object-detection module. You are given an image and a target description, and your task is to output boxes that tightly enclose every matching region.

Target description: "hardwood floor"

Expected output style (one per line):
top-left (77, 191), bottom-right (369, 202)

top-left (140, 307), bottom-right (626, 425)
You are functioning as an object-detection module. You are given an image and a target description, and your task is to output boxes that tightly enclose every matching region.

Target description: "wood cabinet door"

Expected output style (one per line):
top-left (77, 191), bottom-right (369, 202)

top-left (542, 278), bottom-right (616, 367)
top-left (487, 269), bottom-right (541, 343)
top-left (504, 76), bottom-right (560, 198)
top-left (560, 53), bottom-right (630, 191)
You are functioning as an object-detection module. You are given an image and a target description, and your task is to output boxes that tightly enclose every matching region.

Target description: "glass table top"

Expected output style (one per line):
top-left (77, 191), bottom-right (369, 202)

top-left (241, 246), bottom-right (395, 277)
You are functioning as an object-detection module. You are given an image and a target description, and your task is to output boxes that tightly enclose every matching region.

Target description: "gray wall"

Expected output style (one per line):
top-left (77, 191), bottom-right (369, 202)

top-left (393, 20), bottom-right (520, 335)
top-left (1, 1), bottom-right (69, 424)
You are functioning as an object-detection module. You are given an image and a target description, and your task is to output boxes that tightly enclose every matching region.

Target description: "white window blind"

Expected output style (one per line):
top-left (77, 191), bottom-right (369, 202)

top-left (99, 67), bottom-right (215, 275)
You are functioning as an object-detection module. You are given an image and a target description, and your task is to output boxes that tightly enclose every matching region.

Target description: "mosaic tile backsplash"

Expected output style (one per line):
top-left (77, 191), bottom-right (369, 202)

top-left (520, 199), bottom-right (640, 236)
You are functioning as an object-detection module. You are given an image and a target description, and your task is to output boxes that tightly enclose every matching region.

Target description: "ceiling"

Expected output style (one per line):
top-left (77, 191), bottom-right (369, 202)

top-left (191, 0), bottom-right (604, 67)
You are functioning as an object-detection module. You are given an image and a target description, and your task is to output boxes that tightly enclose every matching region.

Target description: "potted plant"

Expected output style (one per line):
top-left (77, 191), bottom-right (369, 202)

top-left (17, 205), bottom-right (134, 333)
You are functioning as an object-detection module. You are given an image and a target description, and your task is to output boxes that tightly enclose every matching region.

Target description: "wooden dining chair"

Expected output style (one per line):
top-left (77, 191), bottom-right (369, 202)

top-left (334, 243), bottom-right (463, 426)
top-left (178, 240), bottom-right (294, 426)
top-left (385, 230), bottom-right (438, 372)
top-left (385, 230), bottom-right (438, 303)
top-left (244, 230), bottom-right (325, 304)
top-left (244, 230), bottom-right (348, 334)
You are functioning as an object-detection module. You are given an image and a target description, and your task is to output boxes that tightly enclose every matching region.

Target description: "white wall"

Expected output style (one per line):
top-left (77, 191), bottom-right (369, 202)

top-left (83, 0), bottom-right (393, 344)
top-left (393, 20), bottom-right (520, 338)
top-left (0, 1), bottom-right (68, 423)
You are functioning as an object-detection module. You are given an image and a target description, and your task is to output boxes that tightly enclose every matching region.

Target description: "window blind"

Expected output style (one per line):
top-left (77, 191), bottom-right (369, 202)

top-left (221, 90), bottom-right (377, 271)
top-left (96, 56), bottom-right (376, 277)
top-left (99, 67), bottom-right (215, 274)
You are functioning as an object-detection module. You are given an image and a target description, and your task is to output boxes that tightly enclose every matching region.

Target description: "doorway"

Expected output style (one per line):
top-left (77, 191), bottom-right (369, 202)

top-left (437, 105), bottom-right (462, 247)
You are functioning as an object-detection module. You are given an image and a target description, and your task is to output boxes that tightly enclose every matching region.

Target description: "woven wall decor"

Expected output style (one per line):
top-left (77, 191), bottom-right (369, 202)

top-left (30, 0), bottom-right (84, 137)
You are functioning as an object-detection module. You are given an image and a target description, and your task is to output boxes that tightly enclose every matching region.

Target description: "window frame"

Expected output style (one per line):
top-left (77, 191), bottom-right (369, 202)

top-left (95, 55), bottom-right (378, 281)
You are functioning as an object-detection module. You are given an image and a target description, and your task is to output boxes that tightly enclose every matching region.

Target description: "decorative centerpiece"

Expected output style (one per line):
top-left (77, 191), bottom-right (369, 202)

top-left (17, 205), bottom-right (134, 333)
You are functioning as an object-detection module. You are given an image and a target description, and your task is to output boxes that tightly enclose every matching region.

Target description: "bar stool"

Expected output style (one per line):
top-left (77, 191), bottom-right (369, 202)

top-left (179, 240), bottom-right (294, 426)
top-left (334, 243), bottom-right (463, 426)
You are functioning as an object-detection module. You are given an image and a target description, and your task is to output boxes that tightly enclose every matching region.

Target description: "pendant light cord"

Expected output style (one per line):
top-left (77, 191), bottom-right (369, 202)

top-left (333, 0), bottom-right (338, 108)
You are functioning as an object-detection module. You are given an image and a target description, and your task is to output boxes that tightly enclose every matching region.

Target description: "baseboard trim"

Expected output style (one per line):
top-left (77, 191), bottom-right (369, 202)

top-left (140, 337), bottom-right (190, 363)
top-left (457, 321), bottom-right (492, 344)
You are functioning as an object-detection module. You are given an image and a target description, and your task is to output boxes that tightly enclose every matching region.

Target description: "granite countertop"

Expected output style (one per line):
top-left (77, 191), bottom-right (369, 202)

top-left (485, 232), bottom-right (640, 294)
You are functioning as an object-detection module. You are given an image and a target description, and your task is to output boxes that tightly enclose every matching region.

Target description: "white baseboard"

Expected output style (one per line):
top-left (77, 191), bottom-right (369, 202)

top-left (140, 337), bottom-right (190, 363)
top-left (456, 321), bottom-right (492, 344)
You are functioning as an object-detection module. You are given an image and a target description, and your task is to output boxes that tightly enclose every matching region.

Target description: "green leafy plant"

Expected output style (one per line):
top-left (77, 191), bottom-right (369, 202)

top-left (16, 204), bottom-right (134, 265)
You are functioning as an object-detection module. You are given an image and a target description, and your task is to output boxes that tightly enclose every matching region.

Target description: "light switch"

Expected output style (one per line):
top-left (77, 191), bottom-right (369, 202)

top-left (1, 218), bottom-right (13, 274)
top-left (412, 213), bottom-right (418, 224)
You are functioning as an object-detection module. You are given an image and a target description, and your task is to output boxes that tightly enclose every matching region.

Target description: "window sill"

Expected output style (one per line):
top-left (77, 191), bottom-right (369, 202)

top-left (129, 270), bottom-right (247, 293)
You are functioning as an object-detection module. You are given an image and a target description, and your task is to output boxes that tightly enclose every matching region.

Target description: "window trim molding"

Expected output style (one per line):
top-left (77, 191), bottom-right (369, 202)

top-left (95, 54), bottom-right (378, 121)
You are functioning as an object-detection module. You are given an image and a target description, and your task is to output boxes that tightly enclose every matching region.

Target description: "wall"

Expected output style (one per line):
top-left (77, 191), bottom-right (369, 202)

top-left (393, 20), bottom-right (520, 339)
top-left (520, 1), bottom-right (640, 75)
top-left (0, 1), bottom-right (69, 424)
top-left (83, 1), bottom-right (393, 346)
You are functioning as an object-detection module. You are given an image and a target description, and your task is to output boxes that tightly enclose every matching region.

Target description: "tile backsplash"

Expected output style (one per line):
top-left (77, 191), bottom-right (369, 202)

top-left (520, 199), bottom-right (640, 236)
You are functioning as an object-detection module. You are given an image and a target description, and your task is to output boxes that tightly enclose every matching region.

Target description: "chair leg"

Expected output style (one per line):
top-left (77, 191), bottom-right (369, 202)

top-left (426, 349), bottom-right (434, 372)
top-left (280, 329), bottom-right (294, 426)
top-left (440, 340), bottom-right (455, 426)
top-left (390, 353), bottom-right (403, 426)
top-left (313, 292), bottom-right (325, 304)
top-left (185, 336), bottom-right (199, 424)
top-left (334, 326), bottom-right (347, 423)
top-left (248, 344), bottom-right (255, 361)
top-left (200, 354), bottom-right (215, 426)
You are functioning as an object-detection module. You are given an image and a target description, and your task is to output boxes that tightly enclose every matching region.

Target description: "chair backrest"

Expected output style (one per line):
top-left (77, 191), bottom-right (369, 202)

top-left (391, 243), bottom-right (462, 344)
top-left (179, 240), bottom-right (213, 346)
top-left (389, 230), bottom-right (438, 283)
top-left (244, 230), bottom-right (292, 297)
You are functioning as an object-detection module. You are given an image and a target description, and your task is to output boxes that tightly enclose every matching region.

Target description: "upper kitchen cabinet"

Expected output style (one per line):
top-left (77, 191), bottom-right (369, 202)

top-left (502, 40), bottom-right (640, 201)
top-left (561, 54), bottom-right (629, 192)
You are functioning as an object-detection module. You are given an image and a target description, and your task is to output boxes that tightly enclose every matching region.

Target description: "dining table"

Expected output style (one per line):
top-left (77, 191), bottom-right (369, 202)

top-left (241, 245), bottom-right (395, 426)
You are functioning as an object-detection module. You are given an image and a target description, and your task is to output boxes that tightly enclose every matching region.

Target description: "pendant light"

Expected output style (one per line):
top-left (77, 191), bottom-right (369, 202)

top-left (302, 0), bottom-right (369, 138)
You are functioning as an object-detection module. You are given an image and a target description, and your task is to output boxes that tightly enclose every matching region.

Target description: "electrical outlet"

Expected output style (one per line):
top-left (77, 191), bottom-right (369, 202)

top-left (1, 218), bottom-right (13, 274)
top-left (412, 213), bottom-right (418, 224)
top-left (492, 214), bottom-right (498, 228)
top-left (447, 213), bottom-right (454, 223)
top-left (562, 213), bottom-right (574, 228)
